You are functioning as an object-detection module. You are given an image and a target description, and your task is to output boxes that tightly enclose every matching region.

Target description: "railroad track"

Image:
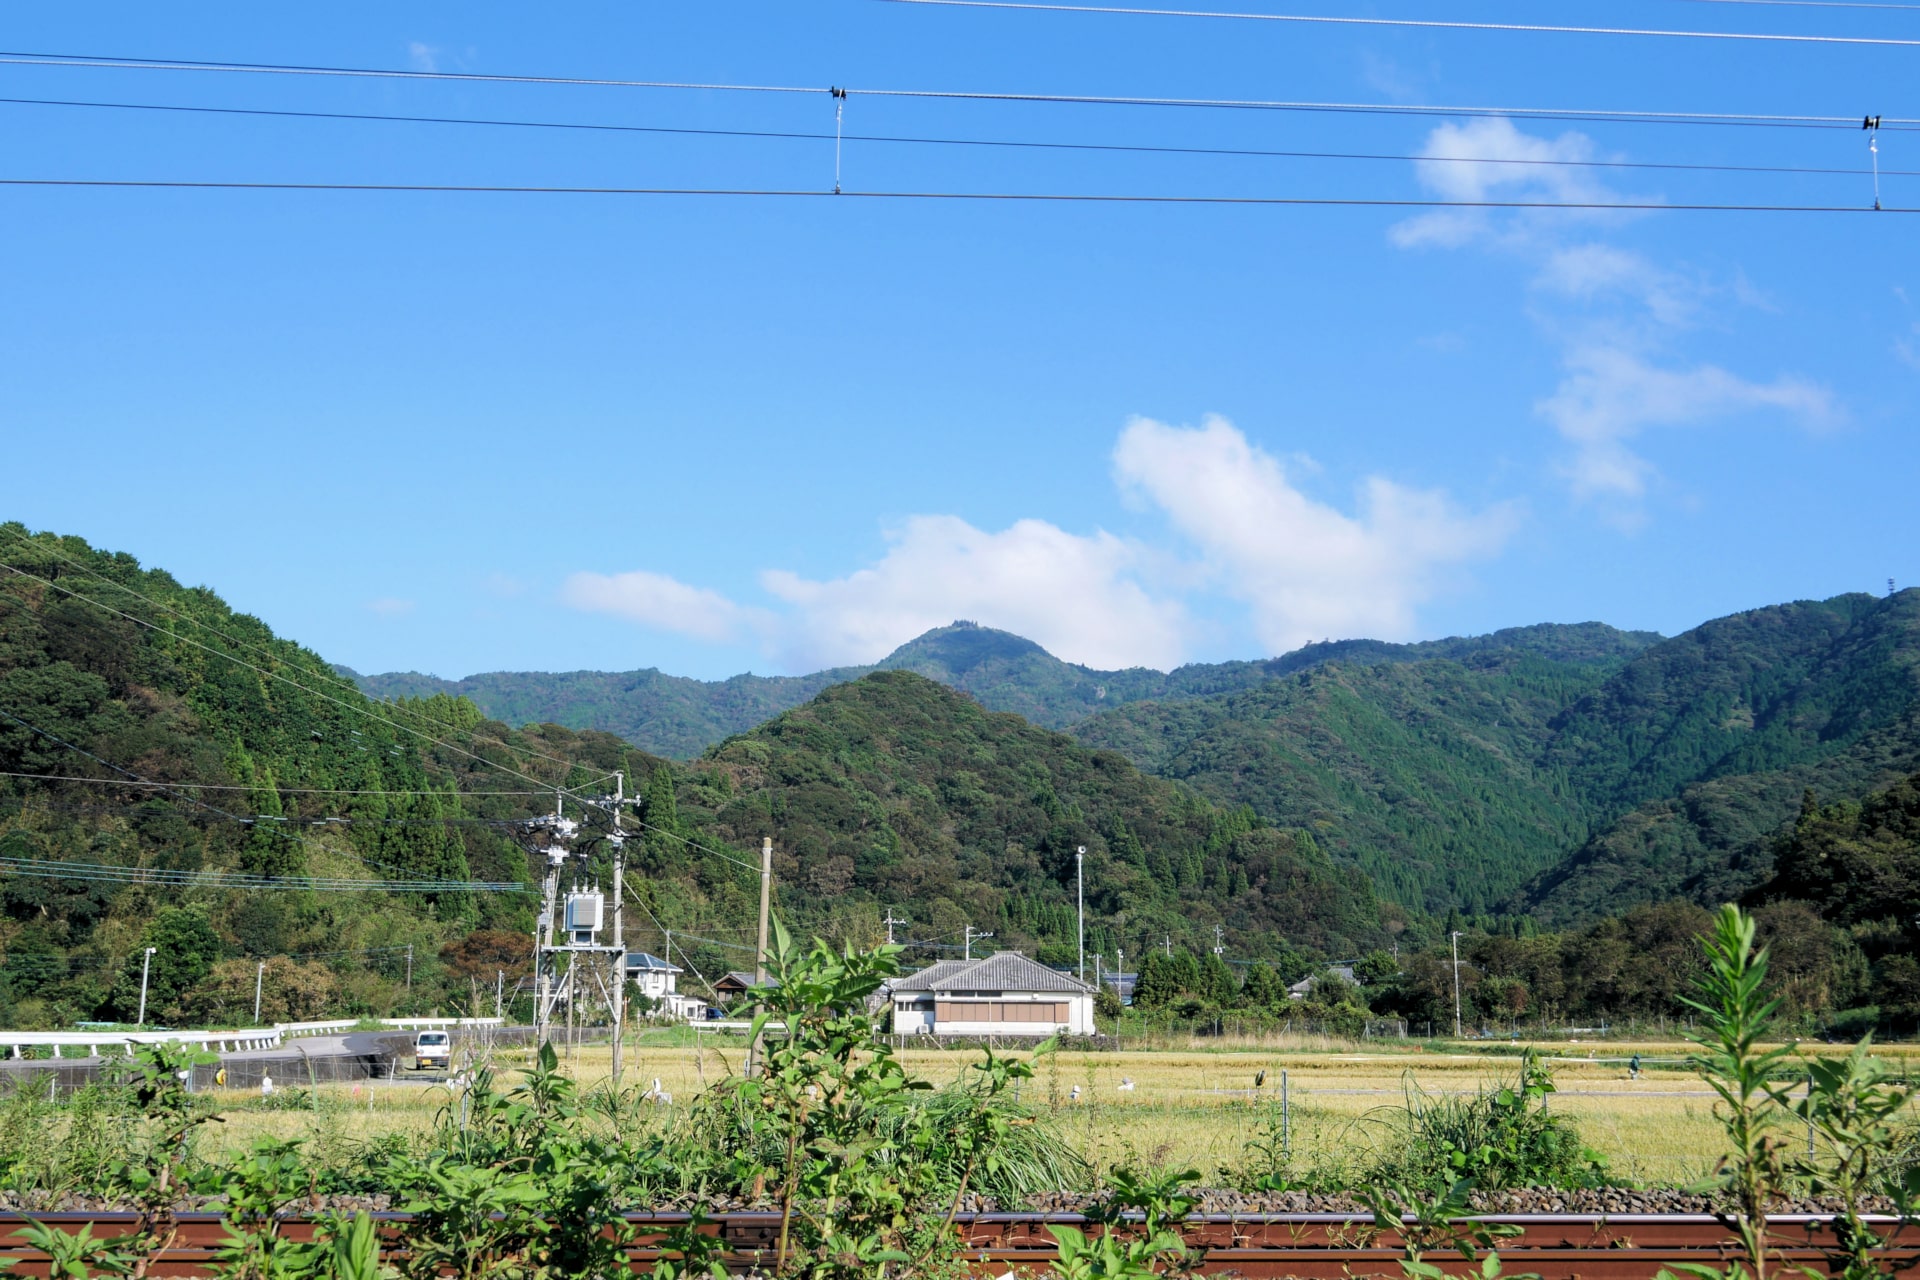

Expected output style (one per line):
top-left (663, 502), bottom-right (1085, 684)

top-left (2, 1210), bottom-right (1913, 1277)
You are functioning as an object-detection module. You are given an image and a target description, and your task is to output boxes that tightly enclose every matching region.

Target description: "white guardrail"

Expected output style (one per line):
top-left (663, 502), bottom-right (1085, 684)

top-left (0, 1017), bottom-right (505, 1061)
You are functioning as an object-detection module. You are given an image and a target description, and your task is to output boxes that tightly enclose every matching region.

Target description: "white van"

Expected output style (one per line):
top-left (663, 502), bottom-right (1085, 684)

top-left (413, 1030), bottom-right (451, 1070)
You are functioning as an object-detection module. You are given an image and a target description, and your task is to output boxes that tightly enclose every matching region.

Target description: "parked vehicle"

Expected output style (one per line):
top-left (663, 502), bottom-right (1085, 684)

top-left (413, 1030), bottom-right (451, 1070)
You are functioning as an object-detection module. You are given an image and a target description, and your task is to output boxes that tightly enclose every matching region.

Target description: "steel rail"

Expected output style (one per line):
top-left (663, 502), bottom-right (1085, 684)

top-left (2, 1210), bottom-right (1915, 1276)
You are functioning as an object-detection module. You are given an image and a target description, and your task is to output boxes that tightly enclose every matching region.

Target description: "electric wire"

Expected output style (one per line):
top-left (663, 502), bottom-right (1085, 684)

top-left (0, 178), bottom-right (1906, 212)
top-left (875, 0), bottom-right (1920, 47)
top-left (0, 708), bottom-right (529, 888)
top-left (0, 50), bottom-right (1904, 131)
top-left (0, 531), bottom-right (605, 786)
top-left (0, 853), bottom-right (520, 892)
top-left (0, 769), bottom-right (543, 796)
top-left (6, 94), bottom-right (1912, 178)
top-left (0, 557), bottom-right (606, 812)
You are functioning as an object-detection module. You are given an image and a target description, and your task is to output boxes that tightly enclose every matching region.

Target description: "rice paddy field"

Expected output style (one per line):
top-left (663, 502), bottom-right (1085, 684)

top-left (195, 1032), bottom-right (1920, 1188)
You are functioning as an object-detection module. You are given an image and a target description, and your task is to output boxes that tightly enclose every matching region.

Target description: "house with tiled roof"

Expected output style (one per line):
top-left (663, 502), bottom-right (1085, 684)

top-left (890, 952), bottom-right (1096, 1037)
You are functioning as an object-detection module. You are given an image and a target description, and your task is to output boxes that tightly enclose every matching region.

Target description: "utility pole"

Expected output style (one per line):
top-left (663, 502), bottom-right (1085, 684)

top-left (253, 960), bottom-right (265, 1024)
top-left (882, 909), bottom-right (907, 946)
top-left (1076, 846), bottom-right (1086, 983)
top-left (749, 836), bottom-right (772, 1074)
top-left (1212, 925), bottom-right (1225, 957)
top-left (964, 925), bottom-right (993, 961)
top-left (1450, 930), bottom-right (1465, 1039)
top-left (1164, 934), bottom-right (1172, 958)
top-left (405, 945), bottom-right (413, 997)
top-left (495, 970), bottom-right (504, 1018)
top-left (136, 946), bottom-right (156, 1026)
top-left (610, 771), bottom-right (627, 1092)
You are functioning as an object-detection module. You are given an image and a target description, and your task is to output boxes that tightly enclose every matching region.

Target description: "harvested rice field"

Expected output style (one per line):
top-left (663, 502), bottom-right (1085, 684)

top-left (193, 1033), bottom-right (1920, 1186)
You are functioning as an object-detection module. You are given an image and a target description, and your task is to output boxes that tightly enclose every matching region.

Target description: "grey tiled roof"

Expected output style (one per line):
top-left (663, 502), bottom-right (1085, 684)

top-left (625, 952), bottom-right (681, 973)
top-left (894, 952), bottom-right (1093, 995)
top-left (889, 960), bottom-right (974, 992)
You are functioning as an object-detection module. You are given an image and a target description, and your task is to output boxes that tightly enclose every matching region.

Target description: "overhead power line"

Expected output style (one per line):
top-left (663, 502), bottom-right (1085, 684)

top-left (7, 94), bottom-right (1913, 178)
top-left (0, 529), bottom-right (601, 783)
top-left (0, 769), bottom-right (542, 796)
top-left (0, 853), bottom-right (522, 892)
top-left (0, 49), bottom-right (1905, 131)
top-left (1, 537), bottom-right (766, 880)
top-left (875, 0), bottom-right (1920, 47)
top-left (0, 178), bottom-right (1908, 212)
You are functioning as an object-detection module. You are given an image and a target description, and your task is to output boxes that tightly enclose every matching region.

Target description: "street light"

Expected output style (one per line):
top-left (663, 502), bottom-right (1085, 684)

top-left (1450, 931), bottom-right (1464, 1040)
top-left (136, 947), bottom-right (157, 1026)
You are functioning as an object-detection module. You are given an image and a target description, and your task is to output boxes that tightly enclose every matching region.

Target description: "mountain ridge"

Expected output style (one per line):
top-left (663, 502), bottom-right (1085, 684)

top-left (348, 619), bottom-right (1663, 759)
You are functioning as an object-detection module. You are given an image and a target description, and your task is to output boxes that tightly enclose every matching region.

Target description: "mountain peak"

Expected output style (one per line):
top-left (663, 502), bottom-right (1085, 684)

top-left (876, 622), bottom-right (1055, 677)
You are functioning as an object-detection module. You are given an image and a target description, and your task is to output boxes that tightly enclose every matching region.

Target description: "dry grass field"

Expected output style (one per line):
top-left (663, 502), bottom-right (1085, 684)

top-left (192, 1033), bottom-right (1920, 1187)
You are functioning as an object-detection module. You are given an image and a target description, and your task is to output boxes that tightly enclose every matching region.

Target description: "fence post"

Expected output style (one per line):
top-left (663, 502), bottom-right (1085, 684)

top-left (1281, 1069), bottom-right (1290, 1159)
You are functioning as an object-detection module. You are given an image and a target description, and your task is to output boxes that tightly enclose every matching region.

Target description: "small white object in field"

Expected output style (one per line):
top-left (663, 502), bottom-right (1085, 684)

top-left (261, 1075), bottom-right (274, 1097)
top-left (1117, 1078), bottom-right (1135, 1091)
top-left (643, 1077), bottom-right (672, 1106)
top-left (1069, 1085), bottom-right (1082, 1101)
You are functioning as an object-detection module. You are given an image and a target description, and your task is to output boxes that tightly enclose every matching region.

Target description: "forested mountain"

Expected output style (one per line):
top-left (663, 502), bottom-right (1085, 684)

top-left (1, 525), bottom-right (1382, 1029)
top-left (1073, 590), bottom-right (1920, 923)
top-left (352, 619), bottom-right (1660, 759)
top-left (1072, 651), bottom-right (1615, 914)
top-left (1518, 591), bottom-right (1920, 921)
top-left (662, 670), bottom-right (1392, 965)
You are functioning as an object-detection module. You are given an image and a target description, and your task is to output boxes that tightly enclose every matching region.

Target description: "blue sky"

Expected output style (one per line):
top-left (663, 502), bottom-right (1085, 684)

top-left (3, 2), bottom-right (1916, 680)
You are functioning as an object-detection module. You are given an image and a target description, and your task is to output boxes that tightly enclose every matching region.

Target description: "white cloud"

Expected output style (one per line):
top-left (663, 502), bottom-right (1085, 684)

top-left (560, 570), bottom-right (757, 644)
top-left (760, 515), bottom-right (1187, 671)
top-left (407, 42), bottom-right (439, 71)
top-left (1537, 346), bottom-right (1839, 500)
top-left (1534, 244), bottom-right (1696, 327)
top-left (365, 597), bottom-right (415, 617)
top-left (1112, 416), bottom-right (1518, 653)
top-left (1391, 117), bottom-right (1631, 250)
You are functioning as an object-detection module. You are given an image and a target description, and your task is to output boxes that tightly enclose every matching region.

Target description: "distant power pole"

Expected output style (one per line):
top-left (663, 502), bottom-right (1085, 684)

top-left (1212, 925), bottom-right (1225, 957)
top-left (1164, 934), bottom-right (1172, 958)
top-left (1076, 847), bottom-right (1086, 983)
top-left (253, 961), bottom-right (265, 1024)
top-left (964, 925), bottom-right (993, 961)
top-left (1450, 931), bottom-right (1465, 1039)
top-left (882, 909), bottom-right (908, 946)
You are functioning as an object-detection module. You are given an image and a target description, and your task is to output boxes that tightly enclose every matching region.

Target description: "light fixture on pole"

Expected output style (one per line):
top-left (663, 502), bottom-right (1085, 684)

top-left (136, 946), bottom-right (157, 1026)
top-left (1450, 931), bottom-right (1465, 1039)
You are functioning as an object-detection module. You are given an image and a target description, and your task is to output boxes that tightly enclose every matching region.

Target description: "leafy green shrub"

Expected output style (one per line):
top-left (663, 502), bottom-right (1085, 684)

top-left (1368, 1052), bottom-right (1607, 1191)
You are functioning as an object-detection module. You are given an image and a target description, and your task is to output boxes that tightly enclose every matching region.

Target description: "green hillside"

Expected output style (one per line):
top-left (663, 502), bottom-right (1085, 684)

top-left (671, 670), bottom-right (1392, 962)
top-left (1073, 590), bottom-right (1920, 923)
top-left (352, 619), bottom-right (1660, 759)
top-left (1519, 590), bottom-right (1920, 921)
top-left (1072, 651), bottom-right (1612, 914)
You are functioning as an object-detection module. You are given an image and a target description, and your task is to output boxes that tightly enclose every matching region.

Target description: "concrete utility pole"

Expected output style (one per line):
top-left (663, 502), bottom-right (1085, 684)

top-left (495, 970), bottom-right (504, 1018)
top-left (755, 838), bottom-right (773, 984)
top-left (965, 925), bottom-right (993, 961)
top-left (136, 946), bottom-right (156, 1026)
top-left (882, 909), bottom-right (907, 946)
top-left (610, 771), bottom-right (627, 1091)
top-left (405, 945), bottom-right (413, 996)
top-left (1076, 846), bottom-right (1086, 983)
top-left (1164, 934), bottom-right (1172, 958)
top-left (749, 836), bottom-right (772, 1074)
top-left (1213, 925), bottom-right (1226, 957)
top-left (253, 960), bottom-right (265, 1024)
top-left (1450, 930), bottom-right (1465, 1039)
